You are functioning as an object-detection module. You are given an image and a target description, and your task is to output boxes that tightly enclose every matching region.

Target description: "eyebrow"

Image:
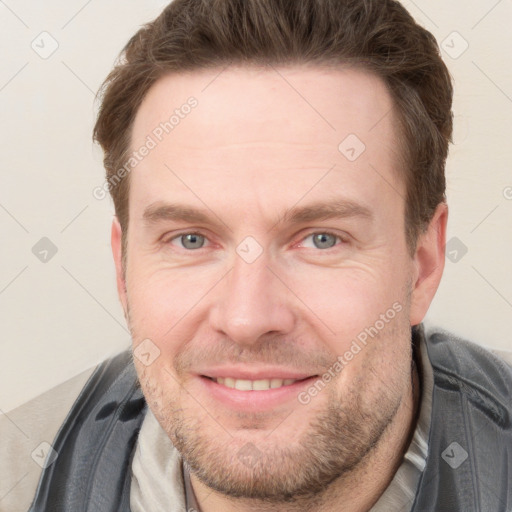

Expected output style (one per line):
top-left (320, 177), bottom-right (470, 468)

top-left (142, 199), bottom-right (373, 229)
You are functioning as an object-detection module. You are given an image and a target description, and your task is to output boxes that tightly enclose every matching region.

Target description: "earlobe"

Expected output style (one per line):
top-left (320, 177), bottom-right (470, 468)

top-left (111, 217), bottom-right (128, 318)
top-left (409, 203), bottom-right (448, 326)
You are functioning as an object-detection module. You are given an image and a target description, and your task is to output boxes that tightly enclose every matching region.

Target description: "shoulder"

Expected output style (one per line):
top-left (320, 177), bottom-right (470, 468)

top-left (0, 364), bottom-right (97, 512)
top-left (0, 350), bottom-right (136, 512)
top-left (424, 326), bottom-right (512, 425)
top-left (28, 350), bottom-right (145, 511)
top-left (412, 327), bottom-right (512, 510)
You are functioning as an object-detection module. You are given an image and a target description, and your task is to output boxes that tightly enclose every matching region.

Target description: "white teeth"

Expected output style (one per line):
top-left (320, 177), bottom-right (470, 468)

top-left (253, 379), bottom-right (271, 391)
top-left (270, 379), bottom-right (283, 389)
top-left (214, 377), bottom-right (299, 391)
top-left (223, 377), bottom-right (235, 388)
top-left (234, 379), bottom-right (253, 391)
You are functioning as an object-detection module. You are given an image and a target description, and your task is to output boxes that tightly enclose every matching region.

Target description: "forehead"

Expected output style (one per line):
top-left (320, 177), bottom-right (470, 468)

top-left (132, 64), bottom-right (396, 147)
top-left (128, 65), bottom-right (403, 219)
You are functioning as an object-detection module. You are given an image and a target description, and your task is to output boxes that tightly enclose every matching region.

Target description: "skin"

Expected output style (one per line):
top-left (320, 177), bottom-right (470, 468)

top-left (111, 64), bottom-right (447, 512)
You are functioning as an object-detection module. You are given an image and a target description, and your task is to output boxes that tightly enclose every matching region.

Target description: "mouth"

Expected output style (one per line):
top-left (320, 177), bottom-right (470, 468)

top-left (197, 374), bottom-right (320, 411)
top-left (203, 375), bottom-right (313, 391)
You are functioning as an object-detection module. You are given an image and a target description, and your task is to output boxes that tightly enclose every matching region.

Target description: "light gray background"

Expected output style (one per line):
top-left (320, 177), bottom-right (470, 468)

top-left (1, 0), bottom-right (511, 412)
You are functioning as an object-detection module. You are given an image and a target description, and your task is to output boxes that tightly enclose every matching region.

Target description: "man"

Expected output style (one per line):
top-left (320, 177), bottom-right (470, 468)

top-left (2, 0), bottom-right (511, 510)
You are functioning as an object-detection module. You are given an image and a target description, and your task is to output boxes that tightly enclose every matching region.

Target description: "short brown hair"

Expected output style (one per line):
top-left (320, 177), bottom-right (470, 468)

top-left (93, 0), bottom-right (453, 262)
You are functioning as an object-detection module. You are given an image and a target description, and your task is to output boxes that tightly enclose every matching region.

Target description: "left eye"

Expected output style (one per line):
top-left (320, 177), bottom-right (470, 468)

top-left (300, 232), bottom-right (342, 250)
top-left (167, 231), bottom-right (343, 251)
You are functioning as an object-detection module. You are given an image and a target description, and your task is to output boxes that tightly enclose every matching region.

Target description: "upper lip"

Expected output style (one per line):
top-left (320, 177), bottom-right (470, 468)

top-left (197, 366), bottom-right (318, 380)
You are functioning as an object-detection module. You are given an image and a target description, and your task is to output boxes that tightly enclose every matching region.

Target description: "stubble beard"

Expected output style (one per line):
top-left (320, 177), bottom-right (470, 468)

top-left (134, 329), bottom-right (410, 506)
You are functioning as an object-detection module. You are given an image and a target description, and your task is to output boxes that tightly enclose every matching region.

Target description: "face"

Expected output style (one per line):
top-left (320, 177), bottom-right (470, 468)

top-left (111, 65), bottom-right (445, 502)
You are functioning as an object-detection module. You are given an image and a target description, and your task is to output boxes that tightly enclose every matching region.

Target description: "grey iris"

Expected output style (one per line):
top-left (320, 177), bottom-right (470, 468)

top-left (181, 234), bottom-right (205, 249)
top-left (313, 233), bottom-right (337, 249)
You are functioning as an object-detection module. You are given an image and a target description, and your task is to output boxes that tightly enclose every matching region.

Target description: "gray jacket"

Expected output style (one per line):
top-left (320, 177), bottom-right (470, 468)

top-left (28, 326), bottom-right (512, 511)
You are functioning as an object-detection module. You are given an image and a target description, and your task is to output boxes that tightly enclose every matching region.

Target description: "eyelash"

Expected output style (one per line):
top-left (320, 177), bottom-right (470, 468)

top-left (164, 230), bottom-right (347, 252)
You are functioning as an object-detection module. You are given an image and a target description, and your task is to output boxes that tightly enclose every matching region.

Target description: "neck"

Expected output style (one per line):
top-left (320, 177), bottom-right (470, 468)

top-left (191, 359), bottom-right (421, 512)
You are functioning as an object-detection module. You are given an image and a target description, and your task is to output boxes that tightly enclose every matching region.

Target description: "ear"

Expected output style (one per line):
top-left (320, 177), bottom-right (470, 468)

top-left (409, 203), bottom-right (448, 326)
top-left (111, 216), bottom-right (128, 319)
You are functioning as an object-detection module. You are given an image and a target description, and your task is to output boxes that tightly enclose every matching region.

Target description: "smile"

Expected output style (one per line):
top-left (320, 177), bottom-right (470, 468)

top-left (209, 377), bottom-right (304, 391)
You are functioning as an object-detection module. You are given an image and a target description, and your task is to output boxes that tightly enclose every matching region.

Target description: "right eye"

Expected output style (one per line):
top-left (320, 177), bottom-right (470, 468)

top-left (166, 232), bottom-right (210, 250)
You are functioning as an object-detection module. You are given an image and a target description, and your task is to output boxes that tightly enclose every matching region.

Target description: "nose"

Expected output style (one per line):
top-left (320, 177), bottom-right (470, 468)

top-left (209, 250), bottom-right (296, 346)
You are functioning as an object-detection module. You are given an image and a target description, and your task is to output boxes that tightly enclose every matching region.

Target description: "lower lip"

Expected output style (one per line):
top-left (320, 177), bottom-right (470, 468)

top-left (197, 375), bottom-right (318, 411)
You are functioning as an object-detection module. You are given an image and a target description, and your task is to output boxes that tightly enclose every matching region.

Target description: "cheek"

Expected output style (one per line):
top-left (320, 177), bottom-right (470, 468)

top-left (134, 360), bottom-right (180, 427)
top-left (126, 264), bottom-right (215, 351)
top-left (285, 264), bottom-right (407, 341)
